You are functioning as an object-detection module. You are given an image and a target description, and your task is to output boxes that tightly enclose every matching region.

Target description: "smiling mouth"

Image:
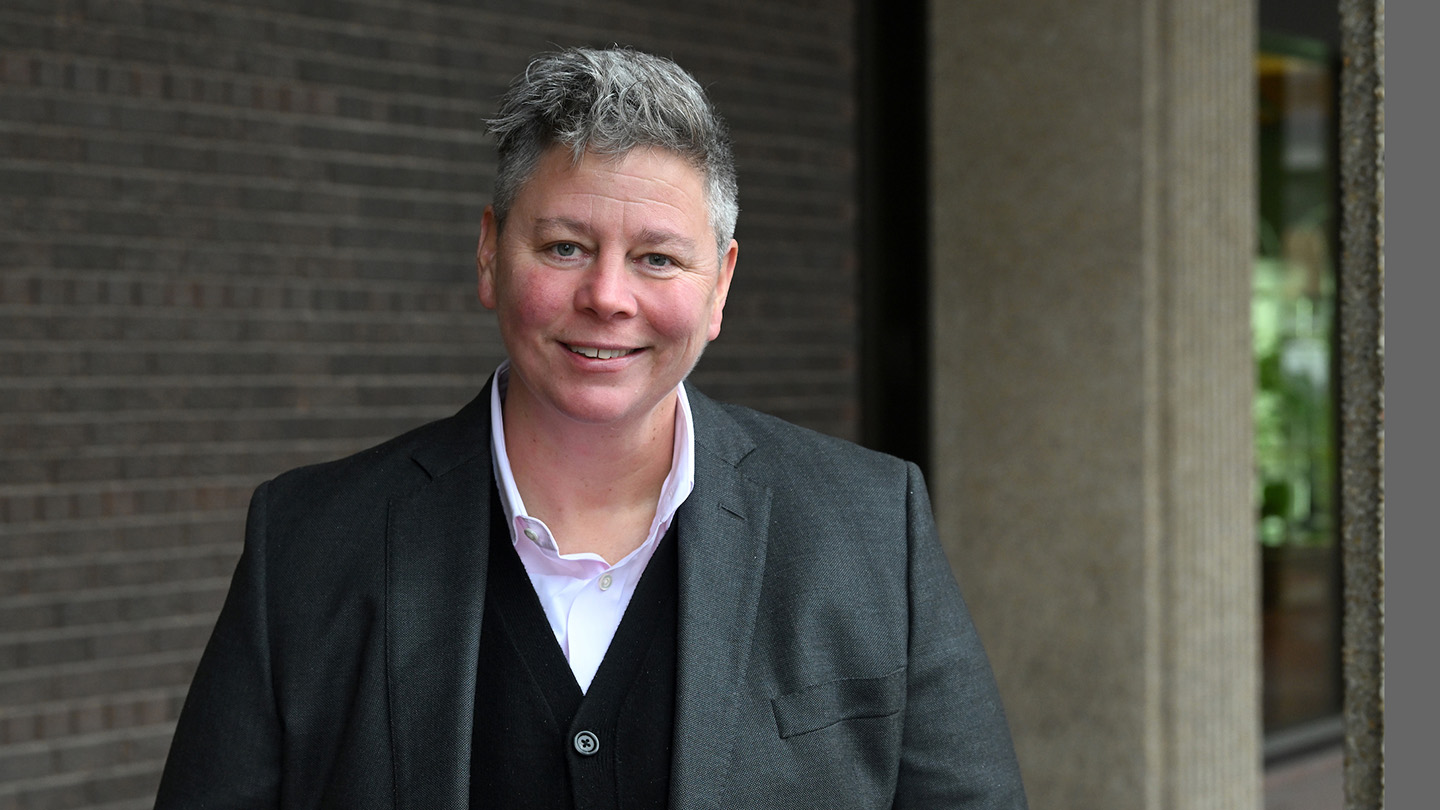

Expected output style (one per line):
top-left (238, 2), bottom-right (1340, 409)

top-left (567, 345), bottom-right (639, 360)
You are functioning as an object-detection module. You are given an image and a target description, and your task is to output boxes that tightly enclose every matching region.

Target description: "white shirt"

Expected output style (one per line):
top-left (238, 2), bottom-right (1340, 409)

top-left (487, 361), bottom-right (695, 693)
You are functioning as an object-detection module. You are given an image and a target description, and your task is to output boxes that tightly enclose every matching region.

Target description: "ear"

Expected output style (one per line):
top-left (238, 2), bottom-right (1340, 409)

top-left (476, 206), bottom-right (500, 310)
top-left (707, 238), bottom-right (738, 341)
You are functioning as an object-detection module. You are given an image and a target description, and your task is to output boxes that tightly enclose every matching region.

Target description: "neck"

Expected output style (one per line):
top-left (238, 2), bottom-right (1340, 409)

top-left (501, 384), bottom-right (678, 560)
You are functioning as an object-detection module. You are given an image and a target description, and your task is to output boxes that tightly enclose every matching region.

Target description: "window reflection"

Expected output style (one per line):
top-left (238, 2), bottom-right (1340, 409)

top-left (1255, 37), bottom-right (1343, 737)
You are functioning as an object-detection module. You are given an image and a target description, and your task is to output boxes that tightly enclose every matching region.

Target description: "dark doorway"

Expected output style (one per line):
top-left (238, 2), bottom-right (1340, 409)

top-left (857, 0), bottom-right (931, 473)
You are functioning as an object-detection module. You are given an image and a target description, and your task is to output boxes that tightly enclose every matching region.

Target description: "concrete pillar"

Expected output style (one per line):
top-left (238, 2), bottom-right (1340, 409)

top-left (928, 1), bottom-right (1258, 808)
top-left (1336, 1), bottom-right (1385, 807)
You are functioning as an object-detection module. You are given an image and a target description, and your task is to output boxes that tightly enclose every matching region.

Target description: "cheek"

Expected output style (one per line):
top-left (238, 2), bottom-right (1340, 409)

top-left (499, 272), bottom-right (568, 328)
top-left (645, 287), bottom-right (719, 343)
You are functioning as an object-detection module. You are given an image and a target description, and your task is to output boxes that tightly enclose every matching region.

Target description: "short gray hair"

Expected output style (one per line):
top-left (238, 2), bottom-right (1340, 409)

top-left (487, 46), bottom-right (739, 254)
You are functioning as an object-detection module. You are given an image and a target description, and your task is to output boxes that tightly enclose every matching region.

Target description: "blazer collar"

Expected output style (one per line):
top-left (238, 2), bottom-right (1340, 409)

top-left (407, 382), bottom-right (492, 481)
top-left (387, 381), bottom-right (495, 810)
top-left (670, 385), bottom-right (774, 810)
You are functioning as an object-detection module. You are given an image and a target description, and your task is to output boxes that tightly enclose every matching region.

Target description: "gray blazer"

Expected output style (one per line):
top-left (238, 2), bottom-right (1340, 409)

top-left (155, 381), bottom-right (1027, 809)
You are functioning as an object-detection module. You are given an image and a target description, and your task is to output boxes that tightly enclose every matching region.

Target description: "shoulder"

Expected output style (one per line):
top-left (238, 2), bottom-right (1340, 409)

top-left (258, 387), bottom-right (492, 534)
top-left (230, 388), bottom-right (492, 612)
top-left (687, 384), bottom-right (917, 508)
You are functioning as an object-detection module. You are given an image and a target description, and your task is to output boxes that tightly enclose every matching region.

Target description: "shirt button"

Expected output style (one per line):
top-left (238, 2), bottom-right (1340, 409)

top-left (523, 528), bottom-right (538, 542)
top-left (598, 573), bottom-right (613, 591)
top-left (573, 730), bottom-right (600, 756)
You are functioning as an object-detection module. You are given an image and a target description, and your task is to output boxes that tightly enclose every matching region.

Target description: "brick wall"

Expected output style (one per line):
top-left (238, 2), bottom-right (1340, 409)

top-left (0, 1), bottom-right (858, 806)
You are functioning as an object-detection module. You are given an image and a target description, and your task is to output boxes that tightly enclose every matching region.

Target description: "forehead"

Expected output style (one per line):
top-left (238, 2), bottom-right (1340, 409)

top-left (509, 146), bottom-right (710, 231)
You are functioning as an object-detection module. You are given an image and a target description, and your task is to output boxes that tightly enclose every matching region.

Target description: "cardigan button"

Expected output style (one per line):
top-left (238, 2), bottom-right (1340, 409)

top-left (573, 730), bottom-right (600, 756)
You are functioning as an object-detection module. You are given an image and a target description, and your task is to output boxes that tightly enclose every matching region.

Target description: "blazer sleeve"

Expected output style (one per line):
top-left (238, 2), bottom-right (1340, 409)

top-left (895, 462), bottom-right (1028, 810)
top-left (154, 480), bottom-right (283, 809)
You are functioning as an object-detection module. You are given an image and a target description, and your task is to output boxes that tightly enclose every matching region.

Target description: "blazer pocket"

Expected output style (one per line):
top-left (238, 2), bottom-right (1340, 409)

top-left (771, 667), bottom-right (907, 739)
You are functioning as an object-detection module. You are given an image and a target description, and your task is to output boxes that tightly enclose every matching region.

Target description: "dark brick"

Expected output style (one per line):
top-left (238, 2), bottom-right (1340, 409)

top-left (52, 98), bottom-right (113, 128)
top-left (238, 186), bottom-right (300, 212)
top-left (8, 131), bottom-right (84, 161)
top-left (86, 0), bottom-right (149, 26)
top-left (88, 764), bottom-right (166, 803)
top-left (213, 148), bottom-right (274, 177)
top-left (83, 209), bottom-right (158, 238)
top-left (50, 169), bottom-right (117, 199)
top-left (0, 93), bottom-right (50, 123)
top-left (1, 714), bottom-right (39, 745)
top-left (0, 746), bottom-right (50, 782)
top-left (116, 104), bottom-right (180, 133)
top-left (84, 138), bottom-right (145, 166)
top-left (0, 17), bottom-right (46, 49)
top-left (0, 167), bottom-right (53, 195)
top-left (334, 94), bottom-right (372, 119)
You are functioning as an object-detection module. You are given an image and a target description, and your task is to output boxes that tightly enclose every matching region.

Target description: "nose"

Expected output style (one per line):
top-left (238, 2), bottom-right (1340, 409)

top-left (573, 251), bottom-right (637, 319)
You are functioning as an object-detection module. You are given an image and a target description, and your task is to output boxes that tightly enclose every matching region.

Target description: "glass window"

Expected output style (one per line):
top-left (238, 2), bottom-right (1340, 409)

top-left (1255, 34), bottom-right (1343, 741)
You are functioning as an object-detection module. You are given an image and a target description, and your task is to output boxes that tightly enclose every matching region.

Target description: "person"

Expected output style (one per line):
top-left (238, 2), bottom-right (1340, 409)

top-left (154, 46), bottom-right (1027, 810)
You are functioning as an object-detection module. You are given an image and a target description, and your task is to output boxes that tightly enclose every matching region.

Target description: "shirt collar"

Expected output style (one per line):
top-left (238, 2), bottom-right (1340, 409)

top-left (488, 360), bottom-right (696, 555)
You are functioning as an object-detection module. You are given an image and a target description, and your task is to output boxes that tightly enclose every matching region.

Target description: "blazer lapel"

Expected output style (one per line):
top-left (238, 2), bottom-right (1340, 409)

top-left (386, 388), bottom-right (494, 810)
top-left (670, 388), bottom-right (773, 810)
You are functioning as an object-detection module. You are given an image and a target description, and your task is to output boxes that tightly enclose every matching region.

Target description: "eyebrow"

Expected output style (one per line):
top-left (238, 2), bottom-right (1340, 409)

top-left (530, 218), bottom-right (699, 255)
top-left (531, 217), bottom-right (592, 237)
top-left (635, 228), bottom-right (698, 255)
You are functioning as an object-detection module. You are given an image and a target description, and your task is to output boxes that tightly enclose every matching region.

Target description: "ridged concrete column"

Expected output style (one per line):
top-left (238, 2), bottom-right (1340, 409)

top-left (1336, 1), bottom-right (1384, 807)
top-left (928, 1), bottom-right (1258, 808)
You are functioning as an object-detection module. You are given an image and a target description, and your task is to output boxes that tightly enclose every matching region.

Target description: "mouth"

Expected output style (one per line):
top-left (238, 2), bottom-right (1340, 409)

top-left (566, 344), bottom-right (640, 360)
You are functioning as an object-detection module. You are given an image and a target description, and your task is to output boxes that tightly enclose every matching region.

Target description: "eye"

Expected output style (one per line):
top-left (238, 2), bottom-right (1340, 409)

top-left (551, 242), bottom-right (580, 258)
top-left (642, 254), bottom-right (674, 269)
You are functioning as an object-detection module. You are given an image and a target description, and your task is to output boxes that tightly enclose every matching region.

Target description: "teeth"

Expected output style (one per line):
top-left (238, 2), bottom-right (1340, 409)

top-left (570, 346), bottom-right (631, 360)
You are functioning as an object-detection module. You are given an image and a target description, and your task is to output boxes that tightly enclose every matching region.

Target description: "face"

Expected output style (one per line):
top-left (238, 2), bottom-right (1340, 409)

top-left (477, 146), bottom-right (737, 434)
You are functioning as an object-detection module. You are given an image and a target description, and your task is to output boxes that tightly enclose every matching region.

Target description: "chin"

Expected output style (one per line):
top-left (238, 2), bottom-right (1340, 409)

top-left (548, 392), bottom-right (652, 427)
